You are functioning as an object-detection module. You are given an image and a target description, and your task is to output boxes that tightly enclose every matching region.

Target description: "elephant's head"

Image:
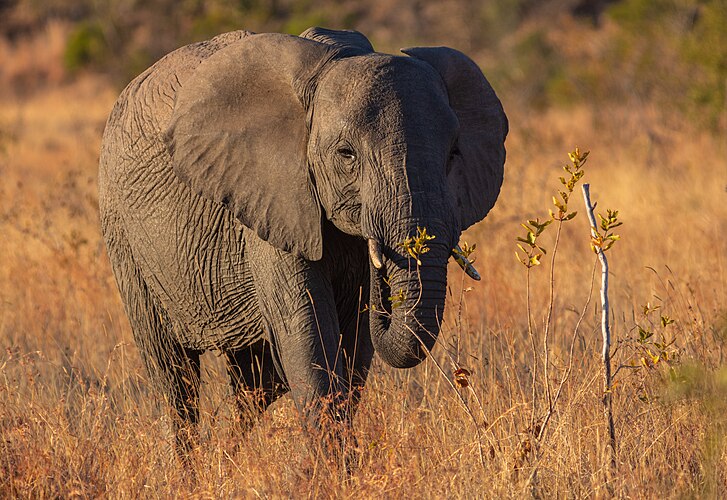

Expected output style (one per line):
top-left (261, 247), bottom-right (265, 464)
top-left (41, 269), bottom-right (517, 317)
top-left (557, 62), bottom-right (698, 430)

top-left (165, 28), bottom-right (507, 369)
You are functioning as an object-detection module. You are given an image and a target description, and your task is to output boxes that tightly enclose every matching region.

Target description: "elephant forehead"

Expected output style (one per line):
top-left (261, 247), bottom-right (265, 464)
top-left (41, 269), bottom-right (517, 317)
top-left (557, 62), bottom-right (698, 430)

top-left (315, 55), bottom-right (456, 136)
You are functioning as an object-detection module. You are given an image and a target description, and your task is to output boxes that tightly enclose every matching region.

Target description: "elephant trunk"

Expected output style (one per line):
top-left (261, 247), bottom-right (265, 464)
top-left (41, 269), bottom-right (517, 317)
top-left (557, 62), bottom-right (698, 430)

top-left (368, 220), bottom-right (453, 369)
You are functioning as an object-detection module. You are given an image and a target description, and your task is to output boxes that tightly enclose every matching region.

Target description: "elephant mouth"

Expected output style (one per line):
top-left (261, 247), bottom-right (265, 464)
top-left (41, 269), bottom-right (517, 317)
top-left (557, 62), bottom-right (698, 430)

top-left (366, 237), bottom-right (391, 320)
top-left (369, 258), bottom-right (392, 327)
top-left (368, 237), bottom-right (479, 280)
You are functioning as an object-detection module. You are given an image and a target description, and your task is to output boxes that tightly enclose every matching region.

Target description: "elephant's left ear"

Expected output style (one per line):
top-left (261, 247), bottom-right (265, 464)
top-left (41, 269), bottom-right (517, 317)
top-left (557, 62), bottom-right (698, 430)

top-left (402, 47), bottom-right (508, 230)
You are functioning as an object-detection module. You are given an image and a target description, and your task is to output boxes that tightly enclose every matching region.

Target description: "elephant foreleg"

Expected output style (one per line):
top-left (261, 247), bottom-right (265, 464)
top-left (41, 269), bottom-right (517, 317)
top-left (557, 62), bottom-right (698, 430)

top-left (244, 236), bottom-right (348, 432)
top-left (329, 313), bottom-right (373, 470)
top-left (225, 339), bottom-right (288, 432)
top-left (338, 305), bottom-right (373, 422)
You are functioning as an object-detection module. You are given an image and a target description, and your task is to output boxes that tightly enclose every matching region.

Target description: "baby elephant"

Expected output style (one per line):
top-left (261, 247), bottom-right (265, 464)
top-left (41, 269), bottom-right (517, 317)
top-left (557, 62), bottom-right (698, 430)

top-left (99, 27), bottom-right (507, 456)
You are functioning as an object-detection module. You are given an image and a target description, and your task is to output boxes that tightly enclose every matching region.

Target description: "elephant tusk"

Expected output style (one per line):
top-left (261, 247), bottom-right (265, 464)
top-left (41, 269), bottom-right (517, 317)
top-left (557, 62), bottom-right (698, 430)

top-left (368, 238), bottom-right (384, 269)
top-left (451, 245), bottom-right (481, 281)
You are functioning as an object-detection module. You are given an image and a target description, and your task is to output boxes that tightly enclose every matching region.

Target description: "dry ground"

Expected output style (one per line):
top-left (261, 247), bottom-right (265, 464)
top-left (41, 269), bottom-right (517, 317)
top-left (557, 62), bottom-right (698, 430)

top-left (1, 31), bottom-right (726, 497)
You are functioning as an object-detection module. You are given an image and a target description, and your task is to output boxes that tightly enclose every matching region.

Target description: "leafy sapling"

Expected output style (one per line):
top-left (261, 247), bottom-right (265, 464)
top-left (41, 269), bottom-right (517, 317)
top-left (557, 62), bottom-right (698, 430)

top-left (397, 226), bottom-right (435, 266)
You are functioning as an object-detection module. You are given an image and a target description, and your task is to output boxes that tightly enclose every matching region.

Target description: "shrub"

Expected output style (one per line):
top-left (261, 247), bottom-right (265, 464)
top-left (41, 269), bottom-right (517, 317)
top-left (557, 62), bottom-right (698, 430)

top-left (63, 21), bottom-right (106, 73)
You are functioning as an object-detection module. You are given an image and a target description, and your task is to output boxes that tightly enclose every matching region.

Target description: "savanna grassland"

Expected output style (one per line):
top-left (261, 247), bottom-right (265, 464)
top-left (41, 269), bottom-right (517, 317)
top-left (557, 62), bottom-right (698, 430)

top-left (1, 1), bottom-right (726, 497)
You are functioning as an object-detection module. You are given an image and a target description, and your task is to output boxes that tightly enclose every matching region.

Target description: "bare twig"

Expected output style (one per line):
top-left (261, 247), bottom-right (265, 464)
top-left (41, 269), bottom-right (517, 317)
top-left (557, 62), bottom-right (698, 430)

top-left (542, 220), bottom-right (564, 420)
top-left (404, 323), bottom-right (490, 468)
top-left (581, 183), bottom-right (617, 471)
top-left (526, 269), bottom-right (539, 431)
top-left (537, 259), bottom-right (598, 442)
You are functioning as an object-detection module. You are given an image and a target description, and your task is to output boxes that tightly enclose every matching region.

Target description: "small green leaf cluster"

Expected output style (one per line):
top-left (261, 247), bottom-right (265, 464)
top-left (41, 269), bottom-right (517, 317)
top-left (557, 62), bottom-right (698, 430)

top-left (452, 241), bottom-right (477, 261)
top-left (398, 226), bottom-right (436, 266)
top-left (551, 147), bottom-right (587, 221)
top-left (590, 209), bottom-right (622, 253)
top-left (516, 218), bottom-right (551, 268)
top-left (388, 289), bottom-right (407, 309)
top-left (634, 303), bottom-right (679, 369)
top-left (515, 147), bottom-right (588, 268)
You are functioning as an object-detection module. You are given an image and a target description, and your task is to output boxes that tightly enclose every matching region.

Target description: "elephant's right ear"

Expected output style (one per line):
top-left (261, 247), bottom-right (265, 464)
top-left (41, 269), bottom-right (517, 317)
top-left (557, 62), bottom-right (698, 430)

top-left (165, 33), bottom-right (336, 261)
top-left (402, 46), bottom-right (507, 231)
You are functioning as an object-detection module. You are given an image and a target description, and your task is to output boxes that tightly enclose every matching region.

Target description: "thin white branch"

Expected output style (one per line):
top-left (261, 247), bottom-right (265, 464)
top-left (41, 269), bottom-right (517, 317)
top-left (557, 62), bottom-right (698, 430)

top-left (581, 183), bottom-right (617, 472)
top-left (581, 184), bottom-right (610, 362)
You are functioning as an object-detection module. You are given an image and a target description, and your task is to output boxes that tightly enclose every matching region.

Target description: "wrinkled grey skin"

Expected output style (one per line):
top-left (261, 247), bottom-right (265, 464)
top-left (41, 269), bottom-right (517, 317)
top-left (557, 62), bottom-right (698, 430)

top-left (99, 28), bottom-right (507, 453)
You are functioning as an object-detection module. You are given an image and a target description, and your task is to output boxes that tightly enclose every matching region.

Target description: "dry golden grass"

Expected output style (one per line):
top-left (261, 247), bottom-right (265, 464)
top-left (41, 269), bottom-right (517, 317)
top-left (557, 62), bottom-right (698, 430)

top-left (1, 45), bottom-right (726, 497)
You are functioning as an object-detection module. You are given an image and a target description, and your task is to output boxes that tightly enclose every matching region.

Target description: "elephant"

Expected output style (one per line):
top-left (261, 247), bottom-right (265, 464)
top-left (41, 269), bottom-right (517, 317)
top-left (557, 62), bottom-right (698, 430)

top-left (98, 27), bottom-right (507, 456)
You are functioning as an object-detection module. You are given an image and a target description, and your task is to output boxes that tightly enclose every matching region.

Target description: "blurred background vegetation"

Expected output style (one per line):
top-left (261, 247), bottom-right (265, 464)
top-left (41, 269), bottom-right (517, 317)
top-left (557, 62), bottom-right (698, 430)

top-left (1, 0), bottom-right (725, 131)
top-left (1, 1), bottom-right (725, 495)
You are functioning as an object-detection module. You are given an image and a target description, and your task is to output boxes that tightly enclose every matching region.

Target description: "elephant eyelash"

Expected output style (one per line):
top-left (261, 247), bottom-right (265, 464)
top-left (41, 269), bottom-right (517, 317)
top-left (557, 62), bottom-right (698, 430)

top-left (336, 147), bottom-right (357, 161)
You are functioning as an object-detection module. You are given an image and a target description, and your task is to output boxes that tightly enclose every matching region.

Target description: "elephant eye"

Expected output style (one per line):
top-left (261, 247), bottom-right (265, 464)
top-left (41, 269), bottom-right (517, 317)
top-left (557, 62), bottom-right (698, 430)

top-left (337, 147), bottom-right (357, 162)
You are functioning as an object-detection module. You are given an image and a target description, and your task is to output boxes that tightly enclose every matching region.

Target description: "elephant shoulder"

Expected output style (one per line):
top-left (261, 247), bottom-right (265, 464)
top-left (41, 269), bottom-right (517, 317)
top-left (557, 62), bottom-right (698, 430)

top-left (105, 31), bottom-right (254, 138)
top-left (100, 31), bottom-right (255, 192)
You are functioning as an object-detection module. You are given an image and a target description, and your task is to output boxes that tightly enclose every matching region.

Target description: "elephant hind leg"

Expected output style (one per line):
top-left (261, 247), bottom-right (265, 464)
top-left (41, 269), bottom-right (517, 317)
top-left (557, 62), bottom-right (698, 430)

top-left (107, 235), bottom-right (202, 455)
top-left (159, 341), bottom-right (201, 456)
top-left (128, 288), bottom-right (201, 455)
top-left (225, 339), bottom-right (288, 432)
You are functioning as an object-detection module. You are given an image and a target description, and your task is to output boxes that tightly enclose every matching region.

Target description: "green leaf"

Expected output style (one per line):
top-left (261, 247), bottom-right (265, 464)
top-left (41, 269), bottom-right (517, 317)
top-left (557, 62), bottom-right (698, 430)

top-left (389, 289), bottom-right (407, 308)
top-left (516, 236), bottom-right (532, 246)
top-left (552, 196), bottom-right (566, 212)
top-left (457, 241), bottom-right (477, 258)
top-left (661, 315), bottom-right (675, 328)
top-left (638, 326), bottom-right (654, 343)
top-left (642, 303), bottom-right (660, 316)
